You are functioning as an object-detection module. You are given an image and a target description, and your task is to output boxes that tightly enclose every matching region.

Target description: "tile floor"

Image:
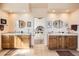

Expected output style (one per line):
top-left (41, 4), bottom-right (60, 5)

top-left (0, 44), bottom-right (79, 56)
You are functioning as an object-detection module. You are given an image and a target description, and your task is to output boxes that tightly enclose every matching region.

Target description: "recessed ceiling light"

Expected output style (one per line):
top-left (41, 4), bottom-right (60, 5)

top-left (52, 10), bottom-right (56, 12)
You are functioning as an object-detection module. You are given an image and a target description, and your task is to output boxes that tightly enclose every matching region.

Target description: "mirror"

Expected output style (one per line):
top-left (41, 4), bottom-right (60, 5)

top-left (27, 21), bottom-right (31, 27)
top-left (53, 20), bottom-right (64, 28)
top-left (47, 21), bottom-right (52, 28)
top-left (19, 20), bottom-right (26, 28)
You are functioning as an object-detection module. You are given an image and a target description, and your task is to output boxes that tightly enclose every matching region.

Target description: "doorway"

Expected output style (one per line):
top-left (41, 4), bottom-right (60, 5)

top-left (32, 18), bottom-right (47, 46)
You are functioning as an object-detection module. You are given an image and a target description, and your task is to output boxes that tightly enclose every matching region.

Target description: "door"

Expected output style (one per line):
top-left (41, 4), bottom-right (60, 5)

top-left (69, 36), bottom-right (77, 49)
top-left (56, 36), bottom-right (65, 49)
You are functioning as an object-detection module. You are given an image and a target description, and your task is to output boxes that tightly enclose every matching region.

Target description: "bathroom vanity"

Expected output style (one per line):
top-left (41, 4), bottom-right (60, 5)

top-left (48, 33), bottom-right (78, 50)
top-left (1, 33), bottom-right (31, 49)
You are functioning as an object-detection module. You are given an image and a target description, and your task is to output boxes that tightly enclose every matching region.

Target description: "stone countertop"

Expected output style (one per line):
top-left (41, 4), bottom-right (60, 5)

top-left (1, 32), bottom-right (31, 35)
top-left (48, 33), bottom-right (78, 36)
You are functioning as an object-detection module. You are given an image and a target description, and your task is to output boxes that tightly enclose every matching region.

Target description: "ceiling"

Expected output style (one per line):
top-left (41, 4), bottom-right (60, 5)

top-left (0, 3), bottom-right (79, 17)
top-left (1, 3), bottom-right (30, 13)
top-left (48, 3), bottom-right (79, 13)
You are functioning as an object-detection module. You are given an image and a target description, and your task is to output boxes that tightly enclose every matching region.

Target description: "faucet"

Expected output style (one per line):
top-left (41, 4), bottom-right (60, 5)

top-left (21, 31), bottom-right (23, 33)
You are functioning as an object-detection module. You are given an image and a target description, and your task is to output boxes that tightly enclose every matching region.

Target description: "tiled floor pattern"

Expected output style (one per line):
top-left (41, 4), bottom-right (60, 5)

top-left (0, 44), bottom-right (79, 56)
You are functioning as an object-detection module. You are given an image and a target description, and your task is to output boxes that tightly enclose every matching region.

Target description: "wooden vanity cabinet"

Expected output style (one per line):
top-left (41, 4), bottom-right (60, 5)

top-left (49, 36), bottom-right (65, 49)
top-left (15, 35), bottom-right (31, 48)
top-left (49, 36), bottom-right (57, 49)
top-left (2, 35), bottom-right (14, 48)
top-left (48, 35), bottom-right (77, 50)
top-left (1, 35), bottom-right (31, 49)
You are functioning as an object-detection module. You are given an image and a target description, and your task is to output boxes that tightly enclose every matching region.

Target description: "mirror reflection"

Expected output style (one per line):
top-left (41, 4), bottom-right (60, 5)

top-left (19, 20), bottom-right (26, 28)
top-left (53, 20), bottom-right (64, 28)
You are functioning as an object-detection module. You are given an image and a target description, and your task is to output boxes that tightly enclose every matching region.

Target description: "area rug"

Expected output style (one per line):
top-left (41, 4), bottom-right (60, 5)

top-left (56, 51), bottom-right (75, 56)
top-left (4, 49), bottom-right (17, 56)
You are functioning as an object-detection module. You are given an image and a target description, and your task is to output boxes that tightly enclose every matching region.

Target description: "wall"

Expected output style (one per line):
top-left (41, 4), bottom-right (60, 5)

top-left (70, 9), bottom-right (79, 25)
top-left (8, 13), bottom-right (17, 32)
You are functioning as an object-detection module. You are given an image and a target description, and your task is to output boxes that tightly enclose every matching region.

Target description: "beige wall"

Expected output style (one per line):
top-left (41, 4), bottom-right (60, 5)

top-left (70, 9), bottom-right (79, 25)
top-left (48, 13), bottom-right (70, 23)
top-left (8, 13), bottom-right (18, 32)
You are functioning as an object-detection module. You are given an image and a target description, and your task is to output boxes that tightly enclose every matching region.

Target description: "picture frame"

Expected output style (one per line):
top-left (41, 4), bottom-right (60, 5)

top-left (1, 19), bottom-right (7, 24)
top-left (19, 20), bottom-right (26, 28)
top-left (27, 21), bottom-right (31, 27)
top-left (0, 25), bottom-right (4, 31)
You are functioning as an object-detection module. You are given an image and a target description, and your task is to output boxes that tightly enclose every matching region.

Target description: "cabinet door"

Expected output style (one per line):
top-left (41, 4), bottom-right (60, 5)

top-left (2, 35), bottom-right (9, 43)
top-left (2, 35), bottom-right (10, 48)
top-left (65, 36), bottom-right (77, 49)
top-left (61, 36), bottom-right (65, 49)
top-left (56, 36), bottom-right (65, 49)
top-left (56, 36), bottom-right (60, 49)
top-left (48, 36), bottom-right (57, 49)
top-left (69, 36), bottom-right (77, 49)
top-left (65, 36), bottom-right (70, 49)
top-left (9, 35), bottom-right (14, 48)
top-left (2, 35), bottom-right (14, 48)
top-left (51, 36), bottom-right (57, 49)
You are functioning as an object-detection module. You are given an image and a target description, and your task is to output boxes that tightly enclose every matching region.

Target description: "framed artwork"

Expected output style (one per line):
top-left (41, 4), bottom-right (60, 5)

top-left (27, 21), bottom-right (31, 27)
top-left (0, 25), bottom-right (4, 31)
top-left (1, 19), bottom-right (7, 24)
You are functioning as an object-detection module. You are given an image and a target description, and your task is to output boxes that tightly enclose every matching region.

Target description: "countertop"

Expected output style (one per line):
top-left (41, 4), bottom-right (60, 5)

top-left (48, 33), bottom-right (78, 36)
top-left (1, 32), bottom-right (31, 35)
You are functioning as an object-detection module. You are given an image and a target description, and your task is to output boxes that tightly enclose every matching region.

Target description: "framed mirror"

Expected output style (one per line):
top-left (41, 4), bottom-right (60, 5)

top-left (47, 21), bottom-right (52, 28)
top-left (27, 21), bottom-right (31, 27)
top-left (53, 20), bottom-right (64, 28)
top-left (19, 20), bottom-right (26, 28)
